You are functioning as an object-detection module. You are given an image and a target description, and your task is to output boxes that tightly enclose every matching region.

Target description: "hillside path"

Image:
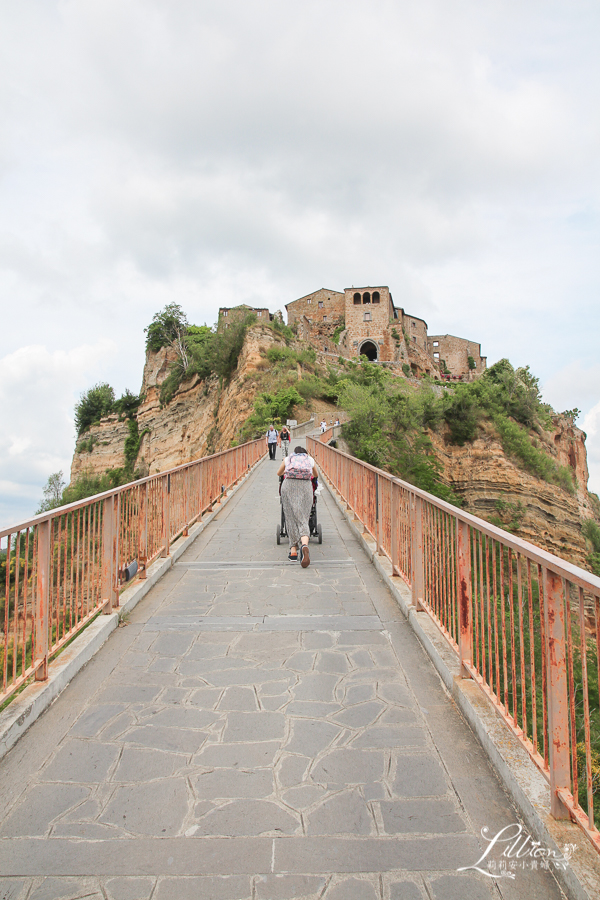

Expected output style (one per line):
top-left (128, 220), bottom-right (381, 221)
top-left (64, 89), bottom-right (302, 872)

top-left (0, 445), bottom-right (565, 900)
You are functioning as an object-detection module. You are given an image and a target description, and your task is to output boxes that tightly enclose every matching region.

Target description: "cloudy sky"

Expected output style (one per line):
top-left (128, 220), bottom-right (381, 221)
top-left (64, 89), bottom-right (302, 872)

top-left (1, 0), bottom-right (599, 528)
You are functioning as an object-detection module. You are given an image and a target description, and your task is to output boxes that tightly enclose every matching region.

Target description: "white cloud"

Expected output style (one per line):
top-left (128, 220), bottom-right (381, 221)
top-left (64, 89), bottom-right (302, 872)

top-left (0, 341), bottom-right (117, 528)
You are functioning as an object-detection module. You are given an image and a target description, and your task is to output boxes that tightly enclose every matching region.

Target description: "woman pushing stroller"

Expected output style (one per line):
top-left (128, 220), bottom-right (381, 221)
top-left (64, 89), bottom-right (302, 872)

top-left (277, 446), bottom-right (318, 567)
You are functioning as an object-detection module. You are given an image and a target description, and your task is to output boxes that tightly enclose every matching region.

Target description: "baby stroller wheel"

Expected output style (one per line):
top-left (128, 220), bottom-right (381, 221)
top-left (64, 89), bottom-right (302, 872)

top-left (276, 524), bottom-right (281, 545)
top-left (317, 524), bottom-right (323, 544)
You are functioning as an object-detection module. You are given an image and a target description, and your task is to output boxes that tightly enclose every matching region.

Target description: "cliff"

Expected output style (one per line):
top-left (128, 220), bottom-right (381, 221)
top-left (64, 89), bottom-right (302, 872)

top-left (430, 418), bottom-right (592, 567)
top-left (70, 324), bottom-right (285, 481)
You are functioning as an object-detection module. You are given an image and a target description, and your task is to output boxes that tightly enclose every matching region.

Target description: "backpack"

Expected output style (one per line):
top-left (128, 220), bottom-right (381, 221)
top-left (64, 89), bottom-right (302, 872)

top-left (285, 453), bottom-right (313, 480)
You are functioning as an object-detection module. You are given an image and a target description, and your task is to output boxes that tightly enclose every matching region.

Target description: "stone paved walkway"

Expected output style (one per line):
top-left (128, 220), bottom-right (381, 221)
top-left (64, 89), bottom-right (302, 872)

top-left (0, 448), bottom-right (566, 899)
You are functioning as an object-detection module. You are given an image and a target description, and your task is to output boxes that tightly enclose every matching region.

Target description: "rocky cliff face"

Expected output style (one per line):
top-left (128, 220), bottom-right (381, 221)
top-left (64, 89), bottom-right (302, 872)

top-left (70, 324), bottom-right (284, 482)
top-left (430, 418), bottom-right (592, 567)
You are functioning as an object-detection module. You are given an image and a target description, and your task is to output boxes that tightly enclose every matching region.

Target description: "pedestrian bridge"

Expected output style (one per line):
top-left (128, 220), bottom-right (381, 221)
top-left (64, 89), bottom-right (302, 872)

top-left (0, 434), bottom-right (598, 899)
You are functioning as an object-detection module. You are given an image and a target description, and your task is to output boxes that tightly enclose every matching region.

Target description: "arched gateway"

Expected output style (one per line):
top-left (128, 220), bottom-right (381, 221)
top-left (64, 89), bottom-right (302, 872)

top-left (359, 340), bottom-right (378, 362)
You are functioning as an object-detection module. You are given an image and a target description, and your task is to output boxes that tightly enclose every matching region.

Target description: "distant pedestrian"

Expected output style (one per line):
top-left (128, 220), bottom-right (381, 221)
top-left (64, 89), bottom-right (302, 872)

top-left (280, 425), bottom-right (291, 457)
top-left (277, 447), bottom-right (318, 567)
top-left (320, 420), bottom-right (327, 433)
top-left (266, 424), bottom-right (279, 460)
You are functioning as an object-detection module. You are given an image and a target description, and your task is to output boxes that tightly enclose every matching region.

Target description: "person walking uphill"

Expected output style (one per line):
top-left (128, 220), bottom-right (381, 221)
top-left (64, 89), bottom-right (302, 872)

top-left (280, 424), bottom-right (291, 457)
top-left (277, 446), bottom-right (318, 567)
top-left (266, 424), bottom-right (278, 460)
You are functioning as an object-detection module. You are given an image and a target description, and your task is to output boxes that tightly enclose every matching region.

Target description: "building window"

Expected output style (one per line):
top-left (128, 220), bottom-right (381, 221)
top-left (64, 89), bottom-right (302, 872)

top-left (433, 340), bottom-right (438, 347)
top-left (323, 315), bottom-right (327, 321)
top-left (434, 352), bottom-right (439, 359)
top-left (372, 291), bottom-right (380, 303)
top-left (412, 321), bottom-right (416, 327)
top-left (363, 292), bottom-right (371, 304)
top-left (223, 310), bottom-right (228, 317)
top-left (353, 292), bottom-right (361, 304)
top-left (257, 311), bottom-right (262, 317)
top-left (318, 301), bottom-right (324, 308)
top-left (412, 336), bottom-right (416, 343)
top-left (307, 298), bottom-right (311, 304)
top-left (364, 311), bottom-right (371, 321)
top-left (225, 323), bottom-right (229, 329)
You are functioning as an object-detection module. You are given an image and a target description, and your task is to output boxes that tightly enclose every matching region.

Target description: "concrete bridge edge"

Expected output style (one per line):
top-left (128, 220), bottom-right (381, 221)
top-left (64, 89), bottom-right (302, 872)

top-left (320, 470), bottom-right (600, 900)
top-left (0, 453), bottom-right (267, 764)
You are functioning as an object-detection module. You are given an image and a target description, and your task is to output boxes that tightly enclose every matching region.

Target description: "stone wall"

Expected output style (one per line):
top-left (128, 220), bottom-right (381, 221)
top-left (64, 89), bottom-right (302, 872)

top-left (218, 305), bottom-right (271, 332)
top-left (427, 334), bottom-right (486, 376)
top-left (343, 286), bottom-right (396, 361)
top-left (285, 289), bottom-right (345, 327)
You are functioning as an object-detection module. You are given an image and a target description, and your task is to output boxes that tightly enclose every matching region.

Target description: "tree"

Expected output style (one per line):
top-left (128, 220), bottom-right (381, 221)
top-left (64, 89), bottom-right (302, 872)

top-left (145, 303), bottom-right (190, 371)
top-left (74, 383), bottom-right (115, 435)
top-left (37, 471), bottom-right (66, 514)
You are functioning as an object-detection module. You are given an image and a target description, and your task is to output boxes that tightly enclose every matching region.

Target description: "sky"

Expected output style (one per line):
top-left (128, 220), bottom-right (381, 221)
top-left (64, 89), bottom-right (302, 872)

top-left (1, 0), bottom-right (599, 529)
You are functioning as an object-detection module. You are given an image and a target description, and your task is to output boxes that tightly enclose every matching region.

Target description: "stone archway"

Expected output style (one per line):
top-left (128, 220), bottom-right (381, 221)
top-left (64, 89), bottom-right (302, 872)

top-left (359, 340), bottom-right (378, 362)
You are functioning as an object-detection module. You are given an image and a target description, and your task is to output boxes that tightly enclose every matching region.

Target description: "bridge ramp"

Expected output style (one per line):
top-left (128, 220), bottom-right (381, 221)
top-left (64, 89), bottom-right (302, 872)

top-left (0, 452), bottom-right (565, 899)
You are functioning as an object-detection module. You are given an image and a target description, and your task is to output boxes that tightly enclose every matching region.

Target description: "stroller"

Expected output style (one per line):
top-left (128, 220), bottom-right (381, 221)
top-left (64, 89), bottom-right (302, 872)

top-left (276, 476), bottom-right (323, 545)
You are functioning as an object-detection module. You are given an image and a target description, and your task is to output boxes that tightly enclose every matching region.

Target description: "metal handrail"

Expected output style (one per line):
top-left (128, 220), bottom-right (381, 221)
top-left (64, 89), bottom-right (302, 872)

top-left (308, 436), bottom-right (600, 853)
top-left (1, 438), bottom-right (266, 705)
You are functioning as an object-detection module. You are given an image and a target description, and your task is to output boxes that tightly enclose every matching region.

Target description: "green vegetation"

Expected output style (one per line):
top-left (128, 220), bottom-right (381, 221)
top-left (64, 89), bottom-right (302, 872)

top-left (488, 496), bottom-right (526, 533)
top-left (332, 320), bottom-right (346, 345)
top-left (582, 518), bottom-right (600, 577)
top-left (467, 355), bottom-right (476, 371)
top-left (74, 383), bottom-right (115, 436)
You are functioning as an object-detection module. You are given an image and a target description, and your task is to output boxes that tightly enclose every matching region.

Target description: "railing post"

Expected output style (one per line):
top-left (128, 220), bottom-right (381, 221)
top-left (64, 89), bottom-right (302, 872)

top-left (161, 474), bottom-right (171, 557)
top-left (183, 467), bottom-right (189, 536)
top-left (391, 481), bottom-right (399, 576)
top-left (34, 520), bottom-right (50, 681)
top-left (376, 473), bottom-right (383, 555)
top-left (544, 570), bottom-right (570, 819)
top-left (411, 495), bottom-right (424, 608)
top-left (457, 519), bottom-right (472, 678)
top-left (138, 484), bottom-right (148, 580)
top-left (102, 496), bottom-right (117, 609)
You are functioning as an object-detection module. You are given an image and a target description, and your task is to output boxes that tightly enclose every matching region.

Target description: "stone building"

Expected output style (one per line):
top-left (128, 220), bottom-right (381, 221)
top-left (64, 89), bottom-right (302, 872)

top-left (285, 285), bottom-right (485, 378)
top-left (427, 335), bottom-right (487, 377)
top-left (218, 305), bottom-right (272, 332)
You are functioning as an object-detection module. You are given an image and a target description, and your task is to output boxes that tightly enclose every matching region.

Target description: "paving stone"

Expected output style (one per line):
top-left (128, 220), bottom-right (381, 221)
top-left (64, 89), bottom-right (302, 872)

top-left (314, 651), bottom-right (351, 674)
top-left (392, 754), bottom-right (448, 797)
top-left (52, 822), bottom-right (125, 839)
top-left (192, 768), bottom-right (273, 799)
top-left (223, 711), bottom-right (286, 742)
top-left (121, 651), bottom-right (153, 669)
top-left (281, 784), bottom-right (327, 810)
top-left (112, 748), bottom-right (187, 782)
top-left (195, 667), bottom-right (292, 686)
top-left (99, 711), bottom-right (137, 740)
top-left (235, 633), bottom-right (300, 653)
top-left (160, 688), bottom-right (191, 704)
top-left (325, 877), bottom-right (379, 899)
top-left (310, 749), bottom-right (385, 785)
top-left (193, 799), bottom-right (299, 835)
top-left (284, 719), bottom-right (341, 757)
top-left (284, 651), bottom-right (316, 671)
top-left (332, 700), bottom-right (385, 729)
top-left (376, 684), bottom-right (415, 707)
top-left (217, 686), bottom-right (259, 710)
top-left (0, 878), bottom-right (29, 900)
top-left (379, 799), bottom-right (466, 834)
top-left (100, 779), bottom-right (189, 835)
top-left (293, 674), bottom-right (340, 702)
top-left (189, 687), bottom-right (224, 707)
top-left (389, 882), bottom-right (424, 900)
top-left (277, 755), bottom-right (311, 787)
top-left (301, 632), bottom-right (336, 649)
top-left (306, 790), bottom-right (374, 835)
top-left (259, 679), bottom-right (294, 696)
top-left (143, 707), bottom-right (220, 729)
top-left (39, 740), bottom-right (119, 784)
top-left (260, 695), bottom-right (289, 711)
top-left (285, 701), bottom-right (342, 717)
top-left (69, 705), bottom-right (123, 738)
top-left (194, 741), bottom-right (281, 769)
top-left (28, 877), bottom-right (103, 899)
top-left (337, 632), bottom-right (387, 646)
top-left (104, 876), bottom-right (156, 900)
top-left (121, 725), bottom-right (207, 754)
top-left (153, 876), bottom-right (252, 900)
top-left (352, 726), bottom-right (426, 749)
top-left (255, 874), bottom-right (327, 899)
top-left (376, 707), bottom-right (419, 726)
top-left (148, 658), bottom-right (178, 673)
top-left (347, 650), bottom-right (375, 668)
top-left (428, 874), bottom-right (495, 900)
top-left (343, 683), bottom-right (376, 705)
top-left (94, 684), bottom-right (162, 704)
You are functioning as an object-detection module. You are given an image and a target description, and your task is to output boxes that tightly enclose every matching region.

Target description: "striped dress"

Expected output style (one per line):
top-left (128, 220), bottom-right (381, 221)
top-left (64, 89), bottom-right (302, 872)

top-left (281, 455), bottom-right (314, 547)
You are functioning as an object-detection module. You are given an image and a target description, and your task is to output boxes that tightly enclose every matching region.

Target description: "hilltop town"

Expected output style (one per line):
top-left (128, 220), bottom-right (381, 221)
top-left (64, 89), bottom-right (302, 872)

top-left (219, 285), bottom-right (486, 380)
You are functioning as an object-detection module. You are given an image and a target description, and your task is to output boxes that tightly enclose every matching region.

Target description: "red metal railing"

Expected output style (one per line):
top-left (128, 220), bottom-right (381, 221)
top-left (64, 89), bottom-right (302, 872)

top-left (1, 439), bottom-right (265, 706)
top-left (308, 437), bottom-right (600, 852)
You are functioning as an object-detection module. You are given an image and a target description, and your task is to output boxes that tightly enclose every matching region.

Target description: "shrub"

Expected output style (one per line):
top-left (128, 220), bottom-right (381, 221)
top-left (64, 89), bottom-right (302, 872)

top-left (113, 389), bottom-right (143, 419)
top-left (444, 389), bottom-right (480, 445)
top-left (74, 383), bottom-right (115, 435)
top-left (145, 303), bottom-right (189, 352)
